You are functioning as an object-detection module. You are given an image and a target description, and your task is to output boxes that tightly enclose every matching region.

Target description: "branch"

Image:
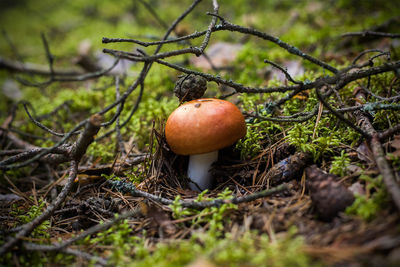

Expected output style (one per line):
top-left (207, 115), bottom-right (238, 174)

top-left (23, 102), bottom-right (79, 137)
top-left (351, 49), bottom-right (390, 65)
top-left (23, 208), bottom-right (141, 252)
top-left (0, 56), bottom-right (82, 76)
top-left (103, 30), bottom-right (206, 46)
top-left (70, 114), bottom-right (103, 161)
top-left (354, 90), bottom-right (400, 212)
top-left (342, 31), bottom-right (400, 39)
top-left (17, 58), bottom-right (120, 87)
top-left (264, 59), bottom-right (303, 85)
top-left (1, 114), bottom-right (102, 170)
top-left (23, 243), bottom-right (107, 266)
top-left (0, 120), bottom-right (86, 170)
top-left (107, 180), bottom-right (289, 208)
top-left (197, 0), bottom-right (219, 53)
top-left (153, 58), bottom-right (400, 94)
top-left (104, 18), bottom-right (338, 73)
top-left (379, 124), bottom-right (400, 141)
top-left (315, 86), bottom-right (370, 138)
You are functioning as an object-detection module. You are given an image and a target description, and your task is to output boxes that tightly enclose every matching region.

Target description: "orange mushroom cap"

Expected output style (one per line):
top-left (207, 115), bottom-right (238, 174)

top-left (165, 98), bottom-right (247, 155)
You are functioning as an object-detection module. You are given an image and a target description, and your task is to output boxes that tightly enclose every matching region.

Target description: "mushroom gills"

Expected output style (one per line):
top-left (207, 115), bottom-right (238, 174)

top-left (187, 150), bottom-right (218, 191)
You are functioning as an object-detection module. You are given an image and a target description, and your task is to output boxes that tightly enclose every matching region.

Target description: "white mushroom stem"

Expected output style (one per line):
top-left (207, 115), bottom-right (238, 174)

top-left (187, 150), bottom-right (218, 191)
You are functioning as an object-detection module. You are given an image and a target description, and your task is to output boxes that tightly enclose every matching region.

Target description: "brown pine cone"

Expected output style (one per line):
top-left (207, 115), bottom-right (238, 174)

top-left (259, 151), bottom-right (312, 185)
top-left (306, 165), bottom-right (355, 221)
top-left (174, 74), bottom-right (207, 102)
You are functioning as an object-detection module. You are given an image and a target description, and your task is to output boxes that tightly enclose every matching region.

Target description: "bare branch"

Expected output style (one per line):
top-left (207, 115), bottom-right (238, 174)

top-left (23, 102), bottom-right (79, 137)
top-left (342, 31), bottom-right (400, 39)
top-left (0, 56), bottom-right (82, 76)
top-left (24, 243), bottom-right (107, 266)
top-left (354, 90), bottom-right (400, 212)
top-left (264, 59), bottom-right (303, 85)
top-left (107, 179), bottom-right (289, 208)
top-left (315, 86), bottom-right (370, 138)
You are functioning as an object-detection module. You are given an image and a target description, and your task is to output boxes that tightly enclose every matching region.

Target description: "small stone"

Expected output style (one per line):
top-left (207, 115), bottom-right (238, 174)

top-left (2, 79), bottom-right (22, 101)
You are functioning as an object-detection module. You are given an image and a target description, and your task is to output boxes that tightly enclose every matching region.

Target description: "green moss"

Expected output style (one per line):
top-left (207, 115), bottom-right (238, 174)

top-left (121, 226), bottom-right (318, 267)
top-left (88, 217), bottom-right (140, 265)
top-left (236, 93), bottom-right (282, 159)
top-left (82, 193), bottom-right (318, 267)
top-left (1, 1), bottom-right (399, 266)
top-left (10, 198), bottom-right (50, 240)
top-left (122, 95), bottom-right (177, 150)
top-left (132, 230), bottom-right (316, 267)
top-left (86, 140), bottom-right (116, 163)
top-left (170, 188), bottom-right (236, 238)
top-left (346, 175), bottom-right (390, 221)
top-left (0, 198), bottom-right (69, 267)
top-left (330, 151), bottom-right (351, 177)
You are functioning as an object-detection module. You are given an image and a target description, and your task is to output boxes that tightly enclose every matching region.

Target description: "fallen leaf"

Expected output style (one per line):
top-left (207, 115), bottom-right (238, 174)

top-left (356, 142), bottom-right (374, 163)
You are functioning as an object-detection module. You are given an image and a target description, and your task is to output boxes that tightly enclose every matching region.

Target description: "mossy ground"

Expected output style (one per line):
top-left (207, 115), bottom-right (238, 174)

top-left (1, 0), bottom-right (400, 266)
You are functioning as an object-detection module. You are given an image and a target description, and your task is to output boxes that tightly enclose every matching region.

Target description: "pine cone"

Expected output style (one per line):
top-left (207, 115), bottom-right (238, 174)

top-left (306, 165), bottom-right (355, 221)
top-left (259, 151), bottom-right (312, 185)
top-left (174, 74), bottom-right (207, 102)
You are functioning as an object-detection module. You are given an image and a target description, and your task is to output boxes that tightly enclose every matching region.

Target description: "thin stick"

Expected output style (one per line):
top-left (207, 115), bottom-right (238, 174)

top-left (108, 179), bottom-right (289, 208)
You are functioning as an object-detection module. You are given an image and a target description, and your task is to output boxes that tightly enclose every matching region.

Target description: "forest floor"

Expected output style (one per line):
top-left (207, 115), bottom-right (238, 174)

top-left (1, 0), bottom-right (400, 266)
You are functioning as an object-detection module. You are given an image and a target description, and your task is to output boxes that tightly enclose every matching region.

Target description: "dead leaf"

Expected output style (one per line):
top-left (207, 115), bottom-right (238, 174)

top-left (74, 174), bottom-right (102, 185)
top-left (389, 135), bottom-right (400, 149)
top-left (356, 142), bottom-right (374, 163)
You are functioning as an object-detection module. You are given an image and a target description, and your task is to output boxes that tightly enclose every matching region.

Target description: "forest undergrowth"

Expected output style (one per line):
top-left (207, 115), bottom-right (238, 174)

top-left (1, 0), bottom-right (400, 266)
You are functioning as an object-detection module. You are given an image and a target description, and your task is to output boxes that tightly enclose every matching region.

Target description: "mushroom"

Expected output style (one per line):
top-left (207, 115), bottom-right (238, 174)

top-left (165, 98), bottom-right (246, 191)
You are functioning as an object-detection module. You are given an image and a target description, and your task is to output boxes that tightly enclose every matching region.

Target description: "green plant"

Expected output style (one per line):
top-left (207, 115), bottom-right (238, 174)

top-left (286, 123), bottom-right (314, 154)
top-left (170, 188), bottom-right (236, 238)
top-left (130, 227), bottom-right (319, 267)
top-left (170, 195), bottom-right (194, 219)
top-left (88, 218), bottom-right (141, 265)
top-left (123, 96), bottom-right (177, 150)
top-left (286, 117), bottom-right (343, 160)
top-left (346, 175), bottom-right (389, 221)
top-left (10, 198), bottom-right (50, 239)
top-left (236, 94), bottom-right (282, 159)
top-left (125, 165), bottom-right (148, 184)
top-left (236, 125), bottom-right (264, 159)
top-left (87, 140), bottom-right (116, 163)
top-left (1, 198), bottom-right (59, 267)
top-left (330, 151), bottom-right (351, 176)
